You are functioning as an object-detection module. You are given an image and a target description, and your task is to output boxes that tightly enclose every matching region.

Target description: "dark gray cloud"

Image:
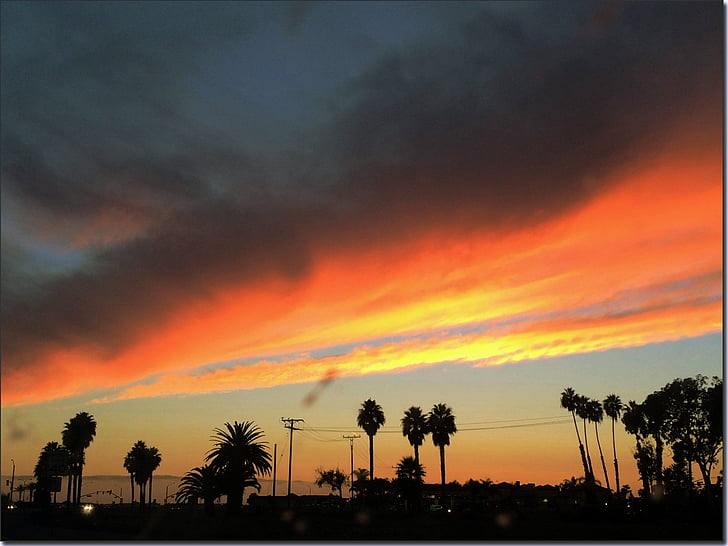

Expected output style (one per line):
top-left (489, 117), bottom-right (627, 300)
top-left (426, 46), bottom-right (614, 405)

top-left (1, 2), bottom-right (721, 374)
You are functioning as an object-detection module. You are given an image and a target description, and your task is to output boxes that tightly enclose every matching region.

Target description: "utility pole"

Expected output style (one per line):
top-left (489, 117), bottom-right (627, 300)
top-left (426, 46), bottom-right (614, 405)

top-left (281, 418), bottom-right (304, 507)
top-left (272, 444), bottom-right (277, 498)
top-left (342, 434), bottom-right (360, 497)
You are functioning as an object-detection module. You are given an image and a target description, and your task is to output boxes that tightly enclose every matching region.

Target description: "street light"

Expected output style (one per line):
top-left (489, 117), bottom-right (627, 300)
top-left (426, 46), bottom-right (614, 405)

top-left (9, 459), bottom-right (15, 504)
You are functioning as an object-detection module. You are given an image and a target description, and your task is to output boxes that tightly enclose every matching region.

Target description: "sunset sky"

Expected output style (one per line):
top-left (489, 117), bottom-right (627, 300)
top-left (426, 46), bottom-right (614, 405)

top-left (1, 1), bottom-right (722, 493)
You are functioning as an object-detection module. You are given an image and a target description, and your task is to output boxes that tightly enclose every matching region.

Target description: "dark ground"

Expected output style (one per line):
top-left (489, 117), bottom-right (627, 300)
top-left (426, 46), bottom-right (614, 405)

top-left (1, 503), bottom-right (723, 542)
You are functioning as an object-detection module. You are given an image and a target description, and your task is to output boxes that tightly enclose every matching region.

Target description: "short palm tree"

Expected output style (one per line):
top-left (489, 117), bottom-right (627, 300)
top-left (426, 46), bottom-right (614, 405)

top-left (560, 388), bottom-right (591, 482)
top-left (34, 442), bottom-right (69, 505)
top-left (574, 395), bottom-right (594, 483)
top-left (315, 468), bottom-right (349, 497)
top-left (357, 399), bottom-right (385, 479)
top-left (401, 406), bottom-right (429, 466)
top-left (205, 421), bottom-right (271, 514)
top-left (586, 398), bottom-right (611, 491)
top-left (62, 412), bottom-right (96, 505)
top-left (176, 465), bottom-right (221, 515)
top-left (395, 455), bottom-right (426, 482)
top-left (427, 403), bottom-right (457, 487)
top-left (603, 394), bottom-right (624, 494)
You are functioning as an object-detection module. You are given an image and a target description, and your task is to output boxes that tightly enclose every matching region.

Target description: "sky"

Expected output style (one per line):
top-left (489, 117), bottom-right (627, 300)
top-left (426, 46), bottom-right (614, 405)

top-left (1, 1), bottom-right (723, 493)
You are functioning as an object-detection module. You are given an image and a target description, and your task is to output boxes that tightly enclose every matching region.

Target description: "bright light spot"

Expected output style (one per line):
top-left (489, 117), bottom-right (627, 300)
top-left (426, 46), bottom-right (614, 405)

top-left (82, 504), bottom-right (94, 513)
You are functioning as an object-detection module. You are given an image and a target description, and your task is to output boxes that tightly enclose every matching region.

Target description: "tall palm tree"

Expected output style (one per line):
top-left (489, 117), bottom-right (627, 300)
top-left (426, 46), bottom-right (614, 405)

top-left (176, 465), bottom-right (221, 516)
top-left (62, 412), bottom-right (96, 505)
top-left (146, 446), bottom-right (162, 504)
top-left (205, 421), bottom-right (272, 514)
top-left (586, 398), bottom-right (611, 491)
top-left (560, 388), bottom-right (591, 481)
top-left (123, 444), bottom-right (140, 504)
top-left (574, 395), bottom-right (594, 483)
top-left (401, 406), bottom-right (429, 466)
top-left (603, 394), bottom-right (624, 494)
top-left (427, 403), bottom-right (457, 487)
top-left (357, 399), bottom-right (385, 479)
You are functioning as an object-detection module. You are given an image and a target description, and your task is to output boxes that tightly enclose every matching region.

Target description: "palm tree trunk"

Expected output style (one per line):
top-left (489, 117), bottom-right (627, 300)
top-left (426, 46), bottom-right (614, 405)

top-left (369, 434), bottom-right (374, 480)
top-left (149, 473), bottom-right (153, 504)
top-left (130, 474), bottom-right (135, 504)
top-left (594, 422), bottom-right (611, 491)
top-left (572, 412), bottom-right (590, 481)
top-left (414, 444), bottom-right (419, 467)
top-left (140, 481), bottom-right (146, 507)
top-left (655, 436), bottom-right (664, 486)
top-left (76, 468), bottom-right (83, 505)
top-left (439, 444), bottom-right (446, 487)
top-left (582, 419), bottom-right (594, 482)
top-left (611, 417), bottom-right (620, 494)
top-left (66, 473), bottom-right (72, 505)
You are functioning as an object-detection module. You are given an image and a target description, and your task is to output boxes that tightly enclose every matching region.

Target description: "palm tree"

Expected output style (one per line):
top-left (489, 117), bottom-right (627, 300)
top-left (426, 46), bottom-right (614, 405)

top-left (560, 388), bottom-right (591, 481)
top-left (205, 421), bottom-right (272, 514)
top-left (315, 468), bottom-right (348, 497)
top-left (427, 403), bottom-right (457, 487)
top-left (146, 446), bottom-right (162, 504)
top-left (587, 398), bottom-right (611, 491)
top-left (395, 455), bottom-right (426, 482)
top-left (123, 447), bottom-right (138, 504)
top-left (34, 442), bottom-right (69, 505)
top-left (401, 406), bottom-right (429, 466)
top-left (176, 465), bottom-right (221, 516)
top-left (574, 395), bottom-right (595, 483)
top-left (603, 394), bottom-right (624, 494)
top-left (62, 412), bottom-right (97, 505)
top-left (357, 399), bottom-right (385, 479)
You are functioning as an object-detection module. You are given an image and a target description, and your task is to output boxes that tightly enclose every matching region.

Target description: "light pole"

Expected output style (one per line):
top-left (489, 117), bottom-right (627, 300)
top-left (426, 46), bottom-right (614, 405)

top-left (9, 459), bottom-right (15, 503)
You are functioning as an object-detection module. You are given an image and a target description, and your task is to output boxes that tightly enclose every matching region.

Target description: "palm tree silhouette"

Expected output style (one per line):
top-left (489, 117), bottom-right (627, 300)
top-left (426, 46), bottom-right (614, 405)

top-left (62, 412), bottom-right (96, 505)
top-left (146, 446), bottom-right (162, 504)
top-left (395, 455), bottom-right (426, 482)
top-left (574, 395), bottom-right (594, 483)
top-left (123, 445), bottom-right (139, 504)
top-left (603, 394), bottom-right (624, 494)
top-left (34, 441), bottom-right (69, 505)
top-left (427, 403), bottom-right (457, 487)
top-left (176, 465), bottom-right (221, 515)
top-left (560, 388), bottom-right (591, 482)
top-left (205, 421), bottom-right (271, 514)
top-left (401, 406), bottom-right (429, 466)
top-left (357, 399), bottom-right (385, 479)
top-left (587, 398), bottom-right (611, 491)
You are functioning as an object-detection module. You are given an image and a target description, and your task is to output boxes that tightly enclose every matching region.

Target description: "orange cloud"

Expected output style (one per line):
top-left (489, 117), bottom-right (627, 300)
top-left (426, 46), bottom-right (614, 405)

top-left (2, 145), bottom-right (721, 407)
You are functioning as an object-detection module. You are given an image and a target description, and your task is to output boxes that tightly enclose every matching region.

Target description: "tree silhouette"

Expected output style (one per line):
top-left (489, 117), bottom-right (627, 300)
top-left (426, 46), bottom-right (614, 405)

top-left (124, 441), bottom-right (161, 507)
top-left (176, 465), bottom-right (221, 516)
top-left (62, 412), bottom-right (96, 505)
top-left (357, 399), bottom-right (385, 479)
top-left (427, 403), bottom-right (457, 487)
top-left (574, 395), bottom-right (594, 483)
top-left (603, 394), bottom-right (624, 494)
top-left (351, 468), bottom-right (370, 498)
top-left (401, 406), bottom-right (429, 466)
top-left (393, 455), bottom-right (426, 511)
top-left (586, 398), bottom-right (611, 491)
top-left (34, 442), bottom-right (69, 505)
top-left (315, 468), bottom-right (348, 497)
top-left (205, 421), bottom-right (271, 514)
top-left (560, 388), bottom-right (591, 482)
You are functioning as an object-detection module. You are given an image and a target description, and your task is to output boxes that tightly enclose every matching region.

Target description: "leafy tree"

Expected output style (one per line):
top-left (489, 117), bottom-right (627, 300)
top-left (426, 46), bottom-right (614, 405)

top-left (62, 412), bottom-right (96, 505)
top-left (357, 399), bottom-right (385, 479)
top-left (427, 403), bottom-right (457, 487)
top-left (661, 376), bottom-right (723, 495)
top-left (176, 465), bottom-right (221, 516)
top-left (561, 388), bottom-right (591, 482)
top-left (603, 394), bottom-right (624, 494)
top-left (315, 468), bottom-right (348, 497)
top-left (205, 421), bottom-right (271, 514)
top-left (401, 406), bottom-right (429, 466)
top-left (633, 439), bottom-right (658, 498)
top-left (586, 398), bottom-right (611, 491)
